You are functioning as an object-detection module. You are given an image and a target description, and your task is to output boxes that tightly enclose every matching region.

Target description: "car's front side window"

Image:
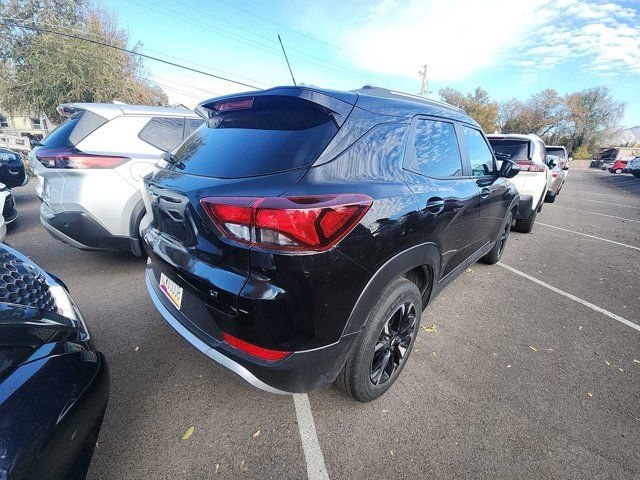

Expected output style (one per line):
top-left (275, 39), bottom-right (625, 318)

top-left (409, 118), bottom-right (463, 178)
top-left (462, 126), bottom-right (495, 176)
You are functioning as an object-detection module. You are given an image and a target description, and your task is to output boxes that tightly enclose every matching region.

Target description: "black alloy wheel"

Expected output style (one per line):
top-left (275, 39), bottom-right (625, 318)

top-left (370, 301), bottom-right (417, 386)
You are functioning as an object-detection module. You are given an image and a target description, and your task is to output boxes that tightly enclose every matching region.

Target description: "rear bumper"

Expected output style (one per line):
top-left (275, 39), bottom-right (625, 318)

top-left (515, 194), bottom-right (535, 219)
top-left (40, 203), bottom-right (133, 252)
top-left (145, 260), bottom-right (357, 394)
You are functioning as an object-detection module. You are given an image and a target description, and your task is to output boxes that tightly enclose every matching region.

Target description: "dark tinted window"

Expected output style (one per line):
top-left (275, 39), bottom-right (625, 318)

top-left (462, 126), bottom-right (495, 176)
top-left (546, 147), bottom-right (567, 159)
top-left (184, 118), bottom-right (205, 139)
top-left (410, 119), bottom-right (462, 177)
top-left (42, 111), bottom-right (107, 148)
top-left (41, 117), bottom-right (80, 148)
top-left (139, 117), bottom-right (186, 152)
top-left (488, 139), bottom-right (530, 161)
top-left (173, 96), bottom-right (339, 178)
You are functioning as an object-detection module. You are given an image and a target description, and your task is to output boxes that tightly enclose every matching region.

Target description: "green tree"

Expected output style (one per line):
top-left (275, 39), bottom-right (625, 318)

top-left (565, 87), bottom-right (625, 153)
top-left (0, 0), bottom-right (167, 122)
top-left (499, 89), bottom-right (566, 142)
top-left (439, 87), bottom-right (499, 133)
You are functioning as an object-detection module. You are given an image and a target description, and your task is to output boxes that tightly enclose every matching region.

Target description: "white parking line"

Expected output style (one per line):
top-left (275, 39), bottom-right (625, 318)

top-left (498, 263), bottom-right (640, 333)
top-left (560, 197), bottom-right (636, 208)
top-left (294, 393), bottom-right (330, 480)
top-left (536, 222), bottom-right (640, 251)
top-left (550, 205), bottom-right (640, 223)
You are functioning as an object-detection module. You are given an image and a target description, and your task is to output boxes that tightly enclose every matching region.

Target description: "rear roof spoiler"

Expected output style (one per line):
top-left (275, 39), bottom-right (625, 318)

top-left (197, 86), bottom-right (356, 127)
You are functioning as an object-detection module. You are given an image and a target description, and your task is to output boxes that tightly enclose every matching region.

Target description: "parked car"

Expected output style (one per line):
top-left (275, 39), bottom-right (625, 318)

top-left (546, 145), bottom-right (570, 170)
top-left (544, 155), bottom-right (566, 203)
top-left (0, 243), bottom-right (109, 479)
top-left (609, 159), bottom-right (628, 174)
top-left (0, 183), bottom-right (18, 241)
top-left (600, 161), bottom-right (614, 171)
top-left (626, 157), bottom-right (640, 178)
top-left (30, 103), bottom-right (204, 256)
top-left (487, 133), bottom-right (550, 233)
top-left (142, 85), bottom-right (520, 402)
top-left (0, 148), bottom-right (28, 188)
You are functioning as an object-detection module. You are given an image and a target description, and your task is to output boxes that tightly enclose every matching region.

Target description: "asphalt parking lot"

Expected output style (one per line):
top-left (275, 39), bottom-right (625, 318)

top-left (6, 169), bottom-right (640, 479)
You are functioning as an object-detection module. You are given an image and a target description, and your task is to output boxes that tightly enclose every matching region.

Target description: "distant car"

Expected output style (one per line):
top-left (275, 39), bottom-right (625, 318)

top-left (0, 148), bottom-right (28, 188)
top-left (600, 161), bottom-right (614, 171)
top-left (487, 133), bottom-right (551, 233)
top-left (609, 159), bottom-right (628, 174)
top-left (30, 102), bottom-right (204, 256)
top-left (544, 155), bottom-right (566, 203)
top-left (627, 157), bottom-right (640, 178)
top-left (546, 145), bottom-right (570, 170)
top-left (0, 243), bottom-right (109, 479)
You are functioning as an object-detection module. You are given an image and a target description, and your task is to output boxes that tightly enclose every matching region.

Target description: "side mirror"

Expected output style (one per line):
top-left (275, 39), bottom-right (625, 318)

top-left (546, 157), bottom-right (557, 169)
top-left (499, 159), bottom-right (520, 178)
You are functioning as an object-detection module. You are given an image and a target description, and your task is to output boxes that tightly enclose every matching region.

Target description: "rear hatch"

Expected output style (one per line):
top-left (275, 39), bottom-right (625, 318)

top-left (31, 106), bottom-right (116, 212)
top-left (143, 88), bottom-right (356, 344)
top-left (488, 137), bottom-right (543, 192)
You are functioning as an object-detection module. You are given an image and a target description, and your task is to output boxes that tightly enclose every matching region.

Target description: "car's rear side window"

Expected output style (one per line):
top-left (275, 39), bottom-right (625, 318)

top-left (488, 139), bottom-right (530, 161)
top-left (172, 96), bottom-right (339, 178)
top-left (42, 111), bottom-right (107, 149)
top-left (409, 119), bottom-right (462, 178)
top-left (139, 117), bottom-right (186, 152)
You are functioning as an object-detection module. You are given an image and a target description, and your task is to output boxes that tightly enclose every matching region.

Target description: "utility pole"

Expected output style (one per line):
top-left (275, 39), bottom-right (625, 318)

top-left (418, 64), bottom-right (428, 96)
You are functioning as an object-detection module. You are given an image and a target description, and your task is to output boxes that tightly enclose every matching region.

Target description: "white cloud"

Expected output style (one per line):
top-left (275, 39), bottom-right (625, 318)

top-left (339, 0), bottom-right (640, 83)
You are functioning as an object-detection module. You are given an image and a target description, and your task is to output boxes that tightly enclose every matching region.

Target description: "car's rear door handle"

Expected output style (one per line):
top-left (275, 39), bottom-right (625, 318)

top-left (480, 187), bottom-right (491, 198)
top-left (426, 197), bottom-right (445, 214)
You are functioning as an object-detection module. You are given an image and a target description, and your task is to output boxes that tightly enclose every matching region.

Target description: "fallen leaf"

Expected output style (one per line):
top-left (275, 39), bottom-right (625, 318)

top-left (134, 346), bottom-right (139, 352)
top-left (252, 430), bottom-right (261, 438)
top-left (389, 449), bottom-right (395, 457)
top-left (586, 392), bottom-right (593, 398)
top-left (382, 409), bottom-right (389, 413)
top-left (618, 368), bottom-right (624, 373)
top-left (634, 359), bottom-right (639, 364)
top-left (182, 426), bottom-right (194, 440)
top-left (506, 364), bottom-right (512, 368)
top-left (605, 360), bottom-right (610, 366)
top-left (422, 324), bottom-right (436, 333)
top-left (465, 268), bottom-right (474, 274)
top-left (546, 348), bottom-right (554, 352)
top-left (529, 346), bottom-right (538, 352)
top-left (578, 326), bottom-right (583, 331)
top-left (213, 464), bottom-right (220, 474)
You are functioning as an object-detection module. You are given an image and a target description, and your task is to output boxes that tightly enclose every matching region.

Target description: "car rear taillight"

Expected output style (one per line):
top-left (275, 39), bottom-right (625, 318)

top-left (35, 148), bottom-right (129, 169)
top-left (200, 194), bottom-right (373, 253)
top-left (551, 172), bottom-right (558, 178)
top-left (222, 332), bottom-right (291, 361)
top-left (516, 161), bottom-right (545, 172)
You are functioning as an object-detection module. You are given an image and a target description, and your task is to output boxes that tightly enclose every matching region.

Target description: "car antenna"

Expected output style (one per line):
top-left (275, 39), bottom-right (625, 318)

top-left (277, 34), bottom-right (297, 86)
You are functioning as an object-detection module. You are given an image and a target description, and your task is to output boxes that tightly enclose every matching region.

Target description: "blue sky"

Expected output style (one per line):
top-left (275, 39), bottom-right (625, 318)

top-left (103, 0), bottom-right (640, 126)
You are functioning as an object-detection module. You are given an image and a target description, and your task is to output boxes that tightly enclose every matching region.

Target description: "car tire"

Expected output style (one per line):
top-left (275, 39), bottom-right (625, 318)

top-left (480, 211), bottom-right (513, 264)
top-left (615, 168), bottom-right (622, 174)
top-left (544, 191), bottom-right (556, 203)
top-left (336, 277), bottom-right (422, 402)
top-left (513, 208), bottom-right (537, 233)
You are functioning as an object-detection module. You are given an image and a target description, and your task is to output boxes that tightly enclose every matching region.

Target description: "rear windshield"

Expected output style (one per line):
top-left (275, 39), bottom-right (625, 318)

top-left (546, 147), bottom-right (567, 158)
top-left (42, 110), bottom-right (107, 148)
top-left (172, 96), bottom-right (339, 178)
top-left (488, 139), bottom-right (530, 161)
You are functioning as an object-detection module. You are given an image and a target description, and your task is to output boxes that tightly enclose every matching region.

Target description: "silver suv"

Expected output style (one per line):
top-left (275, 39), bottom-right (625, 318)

top-left (30, 103), bottom-right (203, 255)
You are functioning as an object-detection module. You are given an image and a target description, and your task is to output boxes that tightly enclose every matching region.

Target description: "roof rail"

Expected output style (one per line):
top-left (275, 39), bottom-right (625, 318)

top-left (354, 85), bottom-right (466, 114)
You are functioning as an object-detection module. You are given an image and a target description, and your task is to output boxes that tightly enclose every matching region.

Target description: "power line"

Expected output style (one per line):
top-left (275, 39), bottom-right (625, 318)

top-left (0, 20), bottom-right (260, 90)
top-left (213, 0), bottom-right (355, 55)
top-left (1, 15), bottom-right (272, 88)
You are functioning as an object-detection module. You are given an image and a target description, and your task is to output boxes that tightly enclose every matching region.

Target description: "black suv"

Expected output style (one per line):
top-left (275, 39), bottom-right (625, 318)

top-left (142, 86), bottom-right (519, 402)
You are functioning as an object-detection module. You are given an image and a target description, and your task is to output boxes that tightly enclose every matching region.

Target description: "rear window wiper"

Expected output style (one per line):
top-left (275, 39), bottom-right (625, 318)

top-left (161, 152), bottom-right (185, 170)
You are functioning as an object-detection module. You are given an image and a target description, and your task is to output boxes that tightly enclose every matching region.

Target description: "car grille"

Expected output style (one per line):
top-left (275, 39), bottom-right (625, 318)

top-left (0, 249), bottom-right (56, 312)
